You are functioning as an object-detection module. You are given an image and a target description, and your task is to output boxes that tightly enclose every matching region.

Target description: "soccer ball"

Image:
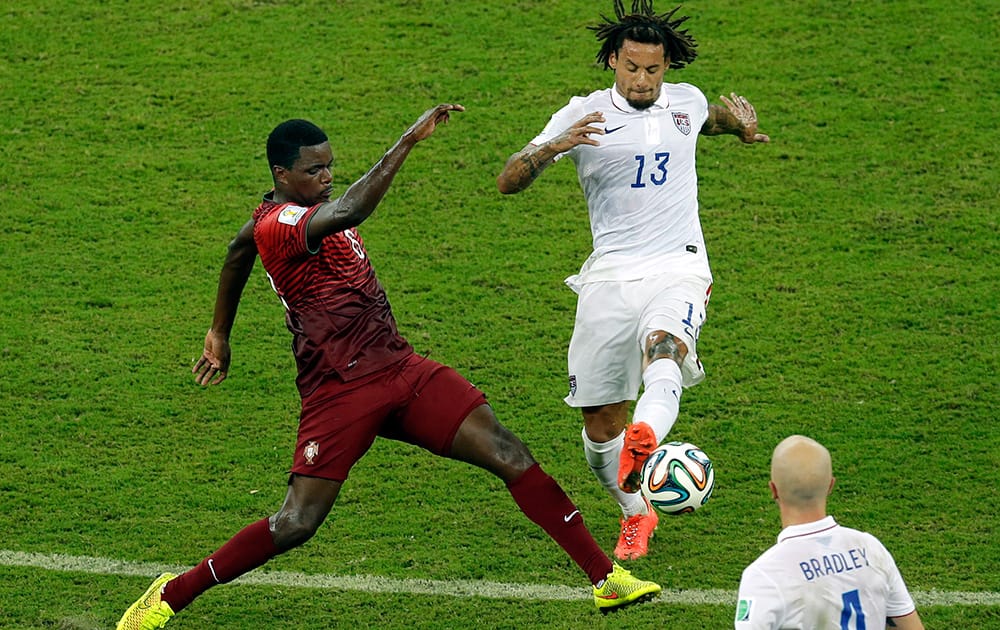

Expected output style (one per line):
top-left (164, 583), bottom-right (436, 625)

top-left (640, 441), bottom-right (715, 515)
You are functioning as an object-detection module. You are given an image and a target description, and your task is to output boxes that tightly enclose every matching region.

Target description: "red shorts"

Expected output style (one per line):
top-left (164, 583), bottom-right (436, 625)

top-left (291, 353), bottom-right (487, 482)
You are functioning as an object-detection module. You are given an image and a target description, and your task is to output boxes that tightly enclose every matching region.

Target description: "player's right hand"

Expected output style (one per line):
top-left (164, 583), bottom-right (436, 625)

top-left (547, 111), bottom-right (606, 153)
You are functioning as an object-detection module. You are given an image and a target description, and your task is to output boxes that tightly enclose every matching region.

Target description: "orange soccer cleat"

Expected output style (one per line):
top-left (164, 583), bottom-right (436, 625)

top-left (617, 421), bottom-right (657, 493)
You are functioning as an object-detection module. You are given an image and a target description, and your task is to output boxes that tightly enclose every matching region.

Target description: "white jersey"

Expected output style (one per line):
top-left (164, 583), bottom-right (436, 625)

top-left (532, 83), bottom-right (712, 286)
top-left (735, 516), bottom-right (918, 630)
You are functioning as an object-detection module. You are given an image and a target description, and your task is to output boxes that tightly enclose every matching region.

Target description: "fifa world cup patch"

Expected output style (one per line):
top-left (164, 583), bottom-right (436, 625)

top-left (672, 111), bottom-right (692, 135)
top-left (735, 598), bottom-right (752, 622)
top-left (304, 440), bottom-right (320, 465)
top-left (278, 204), bottom-right (309, 226)
top-left (568, 374), bottom-right (577, 397)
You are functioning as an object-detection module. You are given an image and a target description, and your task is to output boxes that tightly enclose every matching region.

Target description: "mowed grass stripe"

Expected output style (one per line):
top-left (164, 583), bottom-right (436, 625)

top-left (4, 550), bottom-right (997, 608)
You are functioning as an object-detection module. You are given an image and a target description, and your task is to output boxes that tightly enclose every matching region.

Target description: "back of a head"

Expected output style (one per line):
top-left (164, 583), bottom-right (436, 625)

top-left (266, 119), bottom-right (328, 171)
top-left (771, 435), bottom-right (833, 511)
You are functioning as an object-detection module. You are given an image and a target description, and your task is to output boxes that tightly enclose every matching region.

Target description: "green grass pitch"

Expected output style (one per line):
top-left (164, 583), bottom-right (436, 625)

top-left (1, 0), bottom-right (997, 628)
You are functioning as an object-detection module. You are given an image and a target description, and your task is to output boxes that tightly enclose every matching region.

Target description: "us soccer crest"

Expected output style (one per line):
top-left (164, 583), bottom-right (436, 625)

top-left (672, 111), bottom-right (692, 135)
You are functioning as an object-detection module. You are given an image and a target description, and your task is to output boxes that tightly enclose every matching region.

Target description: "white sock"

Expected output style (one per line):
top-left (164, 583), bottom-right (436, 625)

top-left (633, 359), bottom-right (683, 443)
top-left (582, 427), bottom-right (648, 518)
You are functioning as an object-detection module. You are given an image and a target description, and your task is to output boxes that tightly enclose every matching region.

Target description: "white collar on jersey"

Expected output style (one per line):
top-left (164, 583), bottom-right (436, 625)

top-left (610, 84), bottom-right (671, 112)
top-left (776, 515), bottom-right (839, 544)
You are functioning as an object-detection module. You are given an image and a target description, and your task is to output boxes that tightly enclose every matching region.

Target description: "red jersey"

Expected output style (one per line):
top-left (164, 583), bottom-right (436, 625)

top-left (252, 195), bottom-right (413, 395)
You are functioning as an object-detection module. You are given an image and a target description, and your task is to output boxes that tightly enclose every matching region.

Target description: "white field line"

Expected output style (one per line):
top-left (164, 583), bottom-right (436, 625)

top-left (2, 550), bottom-right (997, 607)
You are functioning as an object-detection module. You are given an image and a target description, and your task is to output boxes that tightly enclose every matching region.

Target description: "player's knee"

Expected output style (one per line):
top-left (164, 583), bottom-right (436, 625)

top-left (270, 508), bottom-right (323, 550)
top-left (493, 424), bottom-right (537, 475)
top-left (644, 331), bottom-right (687, 366)
top-left (582, 403), bottom-right (628, 441)
top-left (472, 421), bottom-right (536, 482)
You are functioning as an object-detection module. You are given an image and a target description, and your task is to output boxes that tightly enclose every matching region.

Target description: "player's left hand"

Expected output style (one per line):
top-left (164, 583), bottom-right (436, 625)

top-left (193, 329), bottom-right (232, 386)
top-left (405, 103), bottom-right (465, 143)
top-left (720, 93), bottom-right (769, 144)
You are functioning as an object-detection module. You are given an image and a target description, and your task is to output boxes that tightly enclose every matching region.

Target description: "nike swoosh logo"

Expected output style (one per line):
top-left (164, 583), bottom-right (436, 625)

top-left (596, 592), bottom-right (620, 600)
top-left (563, 510), bottom-right (580, 522)
top-left (604, 124), bottom-right (626, 134)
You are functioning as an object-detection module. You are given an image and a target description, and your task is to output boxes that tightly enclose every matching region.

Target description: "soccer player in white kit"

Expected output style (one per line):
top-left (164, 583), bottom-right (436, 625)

top-left (735, 436), bottom-right (924, 629)
top-left (497, 0), bottom-right (769, 560)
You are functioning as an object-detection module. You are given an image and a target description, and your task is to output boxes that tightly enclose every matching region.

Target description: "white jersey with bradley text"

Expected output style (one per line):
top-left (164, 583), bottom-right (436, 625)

top-left (735, 516), bottom-right (918, 629)
top-left (532, 83), bottom-right (712, 287)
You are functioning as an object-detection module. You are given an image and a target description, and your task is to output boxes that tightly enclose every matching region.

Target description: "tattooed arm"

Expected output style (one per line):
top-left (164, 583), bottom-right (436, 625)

top-left (497, 112), bottom-right (606, 194)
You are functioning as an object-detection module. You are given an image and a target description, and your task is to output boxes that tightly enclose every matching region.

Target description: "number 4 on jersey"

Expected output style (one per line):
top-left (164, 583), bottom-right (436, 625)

top-left (840, 589), bottom-right (867, 630)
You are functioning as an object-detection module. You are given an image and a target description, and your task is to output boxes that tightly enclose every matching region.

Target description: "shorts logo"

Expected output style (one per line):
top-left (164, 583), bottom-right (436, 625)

top-left (278, 204), bottom-right (309, 226)
top-left (304, 440), bottom-right (320, 465)
top-left (736, 598), bottom-right (752, 622)
top-left (568, 374), bottom-right (577, 397)
top-left (672, 111), bottom-right (692, 135)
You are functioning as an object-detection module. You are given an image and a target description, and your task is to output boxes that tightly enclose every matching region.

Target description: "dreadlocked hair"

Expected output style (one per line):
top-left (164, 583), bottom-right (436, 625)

top-left (591, 1), bottom-right (698, 70)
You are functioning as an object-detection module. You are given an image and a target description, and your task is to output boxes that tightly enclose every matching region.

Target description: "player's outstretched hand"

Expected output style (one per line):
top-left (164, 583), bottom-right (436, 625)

top-left (720, 93), bottom-right (770, 144)
top-left (405, 103), bottom-right (465, 143)
top-left (193, 329), bottom-right (231, 386)
top-left (547, 111), bottom-right (606, 154)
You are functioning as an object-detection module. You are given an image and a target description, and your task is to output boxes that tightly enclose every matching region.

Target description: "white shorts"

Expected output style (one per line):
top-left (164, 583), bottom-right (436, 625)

top-left (565, 273), bottom-right (712, 408)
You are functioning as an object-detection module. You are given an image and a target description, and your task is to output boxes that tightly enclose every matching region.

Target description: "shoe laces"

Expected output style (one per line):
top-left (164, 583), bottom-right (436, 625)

top-left (620, 514), bottom-right (644, 545)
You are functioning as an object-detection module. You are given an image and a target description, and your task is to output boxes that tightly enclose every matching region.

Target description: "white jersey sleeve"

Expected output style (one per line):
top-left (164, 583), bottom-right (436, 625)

top-left (735, 562), bottom-right (787, 629)
top-left (530, 96), bottom-right (590, 161)
top-left (863, 532), bottom-right (918, 618)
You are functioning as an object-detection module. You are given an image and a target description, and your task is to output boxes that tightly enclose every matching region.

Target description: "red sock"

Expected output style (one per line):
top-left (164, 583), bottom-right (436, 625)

top-left (507, 464), bottom-right (613, 585)
top-left (162, 517), bottom-right (280, 612)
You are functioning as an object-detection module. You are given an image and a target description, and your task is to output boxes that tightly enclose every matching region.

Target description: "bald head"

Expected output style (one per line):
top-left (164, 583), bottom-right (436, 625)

top-left (771, 435), bottom-right (833, 513)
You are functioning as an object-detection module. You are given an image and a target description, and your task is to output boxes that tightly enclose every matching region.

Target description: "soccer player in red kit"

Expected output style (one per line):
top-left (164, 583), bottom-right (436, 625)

top-left (115, 104), bottom-right (660, 629)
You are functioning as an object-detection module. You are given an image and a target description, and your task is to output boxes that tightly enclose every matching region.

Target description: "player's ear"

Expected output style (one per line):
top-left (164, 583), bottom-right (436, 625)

top-left (272, 164), bottom-right (288, 185)
top-left (768, 480), bottom-right (779, 501)
top-left (827, 477), bottom-right (836, 495)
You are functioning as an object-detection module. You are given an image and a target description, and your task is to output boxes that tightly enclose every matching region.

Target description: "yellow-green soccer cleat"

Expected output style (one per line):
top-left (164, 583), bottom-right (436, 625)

top-left (116, 573), bottom-right (177, 630)
top-left (593, 563), bottom-right (661, 613)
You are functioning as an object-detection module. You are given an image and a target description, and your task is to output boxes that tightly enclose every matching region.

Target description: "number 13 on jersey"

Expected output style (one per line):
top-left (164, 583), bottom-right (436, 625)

top-left (631, 152), bottom-right (671, 188)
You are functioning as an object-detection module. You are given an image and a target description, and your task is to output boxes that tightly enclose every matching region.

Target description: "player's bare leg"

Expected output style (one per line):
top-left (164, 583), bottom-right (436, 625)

top-left (618, 331), bottom-right (687, 493)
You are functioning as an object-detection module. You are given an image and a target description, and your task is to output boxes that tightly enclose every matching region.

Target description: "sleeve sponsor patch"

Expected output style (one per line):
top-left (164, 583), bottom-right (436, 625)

top-left (736, 598), bottom-right (752, 622)
top-left (278, 204), bottom-right (309, 226)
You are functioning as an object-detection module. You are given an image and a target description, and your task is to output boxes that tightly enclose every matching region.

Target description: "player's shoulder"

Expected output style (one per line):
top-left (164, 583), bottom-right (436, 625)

top-left (666, 82), bottom-right (708, 105)
top-left (752, 539), bottom-right (787, 565)
top-left (544, 88), bottom-right (611, 125)
top-left (847, 526), bottom-right (894, 556)
top-left (833, 522), bottom-right (881, 544)
top-left (565, 87), bottom-right (614, 109)
top-left (255, 200), bottom-right (313, 226)
top-left (253, 197), bottom-right (281, 220)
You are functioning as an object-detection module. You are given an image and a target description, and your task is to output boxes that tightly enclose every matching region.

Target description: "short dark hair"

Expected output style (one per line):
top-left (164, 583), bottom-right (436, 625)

top-left (266, 119), bottom-right (328, 170)
top-left (591, 1), bottom-right (698, 70)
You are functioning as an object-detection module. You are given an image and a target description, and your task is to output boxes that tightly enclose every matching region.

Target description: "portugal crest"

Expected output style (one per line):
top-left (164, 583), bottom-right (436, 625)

top-left (304, 441), bottom-right (320, 465)
top-left (672, 111), bottom-right (692, 135)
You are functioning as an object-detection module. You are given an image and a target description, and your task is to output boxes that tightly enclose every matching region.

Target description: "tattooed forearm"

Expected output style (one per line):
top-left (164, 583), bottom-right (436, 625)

top-left (519, 150), bottom-right (548, 181)
top-left (497, 145), bottom-right (556, 194)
